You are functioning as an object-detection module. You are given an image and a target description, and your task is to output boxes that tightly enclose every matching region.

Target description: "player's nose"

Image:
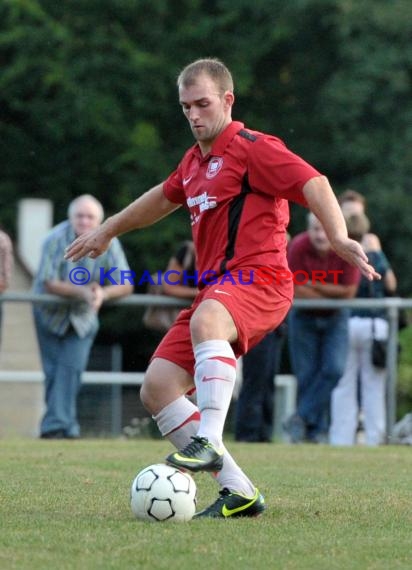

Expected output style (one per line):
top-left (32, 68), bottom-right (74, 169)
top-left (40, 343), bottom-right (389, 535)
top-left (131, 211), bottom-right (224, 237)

top-left (189, 107), bottom-right (200, 122)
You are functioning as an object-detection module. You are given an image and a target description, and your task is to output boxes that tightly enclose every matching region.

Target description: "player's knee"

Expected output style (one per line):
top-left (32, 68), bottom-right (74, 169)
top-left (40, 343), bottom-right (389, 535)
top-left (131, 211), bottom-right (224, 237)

top-left (190, 311), bottom-right (213, 341)
top-left (190, 299), bottom-right (237, 344)
top-left (140, 374), bottom-right (159, 414)
top-left (190, 302), bottom-right (226, 343)
top-left (139, 383), bottom-right (150, 413)
top-left (140, 371), bottom-right (185, 416)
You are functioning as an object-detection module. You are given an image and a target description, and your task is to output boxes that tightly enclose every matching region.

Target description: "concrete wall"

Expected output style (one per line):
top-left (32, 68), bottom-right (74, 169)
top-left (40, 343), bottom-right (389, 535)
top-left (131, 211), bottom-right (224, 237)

top-left (17, 198), bottom-right (53, 275)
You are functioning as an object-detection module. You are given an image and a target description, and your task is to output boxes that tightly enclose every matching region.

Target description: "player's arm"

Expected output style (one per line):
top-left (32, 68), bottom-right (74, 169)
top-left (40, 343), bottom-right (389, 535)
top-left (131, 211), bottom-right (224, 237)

top-left (105, 183), bottom-right (179, 233)
top-left (65, 183), bottom-right (180, 262)
top-left (302, 176), bottom-right (380, 281)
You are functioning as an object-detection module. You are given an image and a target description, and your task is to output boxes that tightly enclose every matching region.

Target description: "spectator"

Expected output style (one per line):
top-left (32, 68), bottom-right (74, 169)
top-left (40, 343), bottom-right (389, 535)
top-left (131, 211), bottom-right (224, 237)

top-left (284, 213), bottom-right (360, 443)
top-left (142, 240), bottom-right (196, 334)
top-left (235, 324), bottom-right (287, 442)
top-left (162, 240), bottom-right (197, 300)
top-left (338, 189), bottom-right (381, 251)
top-left (65, 58), bottom-right (379, 518)
top-left (330, 213), bottom-right (397, 446)
top-left (0, 227), bottom-right (14, 346)
top-left (33, 195), bottom-right (133, 439)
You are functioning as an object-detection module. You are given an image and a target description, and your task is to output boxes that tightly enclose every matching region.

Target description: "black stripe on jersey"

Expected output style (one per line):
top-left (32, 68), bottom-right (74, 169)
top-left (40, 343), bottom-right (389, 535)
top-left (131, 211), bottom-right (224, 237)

top-left (220, 173), bottom-right (252, 274)
top-left (238, 129), bottom-right (257, 142)
top-left (219, 130), bottom-right (258, 274)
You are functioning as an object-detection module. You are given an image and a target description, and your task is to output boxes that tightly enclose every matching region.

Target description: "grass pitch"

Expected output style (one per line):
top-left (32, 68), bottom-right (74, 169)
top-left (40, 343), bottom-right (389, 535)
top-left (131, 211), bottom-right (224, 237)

top-left (1, 439), bottom-right (411, 570)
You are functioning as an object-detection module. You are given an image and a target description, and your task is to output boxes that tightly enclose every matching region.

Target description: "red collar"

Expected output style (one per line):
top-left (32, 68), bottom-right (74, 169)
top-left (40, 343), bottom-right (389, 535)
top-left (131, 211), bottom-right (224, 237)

top-left (193, 121), bottom-right (245, 160)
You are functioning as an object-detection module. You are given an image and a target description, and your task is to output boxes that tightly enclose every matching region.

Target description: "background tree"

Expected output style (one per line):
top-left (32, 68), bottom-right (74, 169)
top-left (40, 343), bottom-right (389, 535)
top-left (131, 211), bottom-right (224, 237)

top-left (1, 0), bottom-right (411, 371)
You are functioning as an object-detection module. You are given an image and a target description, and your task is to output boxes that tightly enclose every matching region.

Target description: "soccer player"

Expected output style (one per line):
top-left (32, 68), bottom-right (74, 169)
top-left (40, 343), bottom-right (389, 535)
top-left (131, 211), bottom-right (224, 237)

top-left (65, 58), bottom-right (379, 518)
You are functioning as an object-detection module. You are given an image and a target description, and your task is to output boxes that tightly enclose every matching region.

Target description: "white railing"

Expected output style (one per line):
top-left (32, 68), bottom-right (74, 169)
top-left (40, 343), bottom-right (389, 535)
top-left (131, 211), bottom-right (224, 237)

top-left (0, 292), bottom-right (411, 437)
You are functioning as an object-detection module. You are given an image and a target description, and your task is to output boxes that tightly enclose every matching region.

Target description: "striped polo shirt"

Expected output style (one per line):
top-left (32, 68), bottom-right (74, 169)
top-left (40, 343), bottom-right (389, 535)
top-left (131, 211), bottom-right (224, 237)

top-left (32, 220), bottom-right (130, 337)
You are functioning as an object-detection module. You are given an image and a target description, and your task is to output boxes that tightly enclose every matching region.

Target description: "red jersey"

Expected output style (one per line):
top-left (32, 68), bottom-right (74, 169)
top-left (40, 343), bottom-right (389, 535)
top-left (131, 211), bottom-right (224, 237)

top-left (163, 121), bottom-right (321, 296)
top-left (288, 232), bottom-right (360, 286)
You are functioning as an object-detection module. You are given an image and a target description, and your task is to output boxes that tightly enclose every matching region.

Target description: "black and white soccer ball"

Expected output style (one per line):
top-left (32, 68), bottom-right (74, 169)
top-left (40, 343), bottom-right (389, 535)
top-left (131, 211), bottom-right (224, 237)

top-left (130, 463), bottom-right (197, 522)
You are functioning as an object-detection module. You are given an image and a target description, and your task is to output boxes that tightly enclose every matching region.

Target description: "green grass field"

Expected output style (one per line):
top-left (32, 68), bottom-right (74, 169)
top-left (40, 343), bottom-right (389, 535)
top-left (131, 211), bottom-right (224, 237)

top-left (1, 439), bottom-right (411, 570)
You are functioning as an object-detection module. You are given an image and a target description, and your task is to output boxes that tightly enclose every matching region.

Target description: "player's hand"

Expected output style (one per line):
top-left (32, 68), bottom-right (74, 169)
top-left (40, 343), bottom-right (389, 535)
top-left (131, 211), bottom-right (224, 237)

top-left (64, 226), bottom-right (112, 262)
top-left (332, 237), bottom-right (381, 281)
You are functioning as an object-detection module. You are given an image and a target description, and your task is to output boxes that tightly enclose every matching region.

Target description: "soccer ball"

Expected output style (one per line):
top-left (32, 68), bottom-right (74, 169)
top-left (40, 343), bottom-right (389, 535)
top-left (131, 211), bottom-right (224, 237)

top-left (130, 463), bottom-right (197, 522)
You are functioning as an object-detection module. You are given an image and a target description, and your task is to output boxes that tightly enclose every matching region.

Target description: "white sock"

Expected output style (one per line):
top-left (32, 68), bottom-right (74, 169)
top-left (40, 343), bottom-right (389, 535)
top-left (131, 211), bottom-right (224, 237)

top-left (194, 340), bottom-right (237, 449)
top-left (214, 445), bottom-right (256, 497)
top-left (153, 396), bottom-right (255, 497)
top-left (153, 396), bottom-right (200, 450)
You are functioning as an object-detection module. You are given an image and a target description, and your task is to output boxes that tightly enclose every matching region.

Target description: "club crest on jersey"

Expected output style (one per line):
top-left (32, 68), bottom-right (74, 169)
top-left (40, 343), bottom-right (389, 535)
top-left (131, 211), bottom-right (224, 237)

top-left (206, 157), bottom-right (223, 179)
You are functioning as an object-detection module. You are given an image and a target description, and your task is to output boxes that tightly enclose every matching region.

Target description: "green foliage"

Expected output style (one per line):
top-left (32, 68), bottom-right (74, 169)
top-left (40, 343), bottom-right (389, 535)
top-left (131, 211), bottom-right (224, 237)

top-left (315, 1), bottom-right (412, 285)
top-left (2, 0), bottom-right (411, 285)
top-left (1, 1), bottom-right (411, 386)
top-left (1, 0), bottom-right (410, 248)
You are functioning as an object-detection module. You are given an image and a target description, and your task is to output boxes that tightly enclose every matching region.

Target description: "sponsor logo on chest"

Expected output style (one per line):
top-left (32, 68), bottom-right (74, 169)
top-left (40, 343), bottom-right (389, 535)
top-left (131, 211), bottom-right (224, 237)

top-left (184, 157), bottom-right (223, 225)
top-left (186, 191), bottom-right (217, 212)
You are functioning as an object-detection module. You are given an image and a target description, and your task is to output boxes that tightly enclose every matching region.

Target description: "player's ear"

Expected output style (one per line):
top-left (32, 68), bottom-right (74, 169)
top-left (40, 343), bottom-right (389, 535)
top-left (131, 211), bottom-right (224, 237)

top-left (223, 91), bottom-right (235, 109)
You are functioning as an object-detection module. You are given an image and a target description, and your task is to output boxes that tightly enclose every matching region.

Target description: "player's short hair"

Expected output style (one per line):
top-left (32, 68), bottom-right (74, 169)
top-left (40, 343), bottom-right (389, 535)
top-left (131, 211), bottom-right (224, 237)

top-left (177, 58), bottom-right (234, 95)
top-left (345, 213), bottom-right (370, 242)
top-left (338, 189), bottom-right (367, 207)
top-left (68, 194), bottom-right (104, 222)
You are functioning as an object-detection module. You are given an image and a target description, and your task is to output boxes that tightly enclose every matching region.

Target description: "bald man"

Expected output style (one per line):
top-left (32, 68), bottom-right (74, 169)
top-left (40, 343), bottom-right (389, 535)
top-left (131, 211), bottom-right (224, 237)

top-left (33, 195), bottom-right (133, 439)
top-left (284, 213), bottom-right (360, 443)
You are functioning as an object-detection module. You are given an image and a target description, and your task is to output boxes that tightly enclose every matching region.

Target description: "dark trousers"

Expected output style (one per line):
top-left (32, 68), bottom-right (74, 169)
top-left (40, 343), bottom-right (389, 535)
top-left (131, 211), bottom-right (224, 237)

top-left (235, 329), bottom-right (284, 442)
top-left (288, 309), bottom-right (349, 440)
